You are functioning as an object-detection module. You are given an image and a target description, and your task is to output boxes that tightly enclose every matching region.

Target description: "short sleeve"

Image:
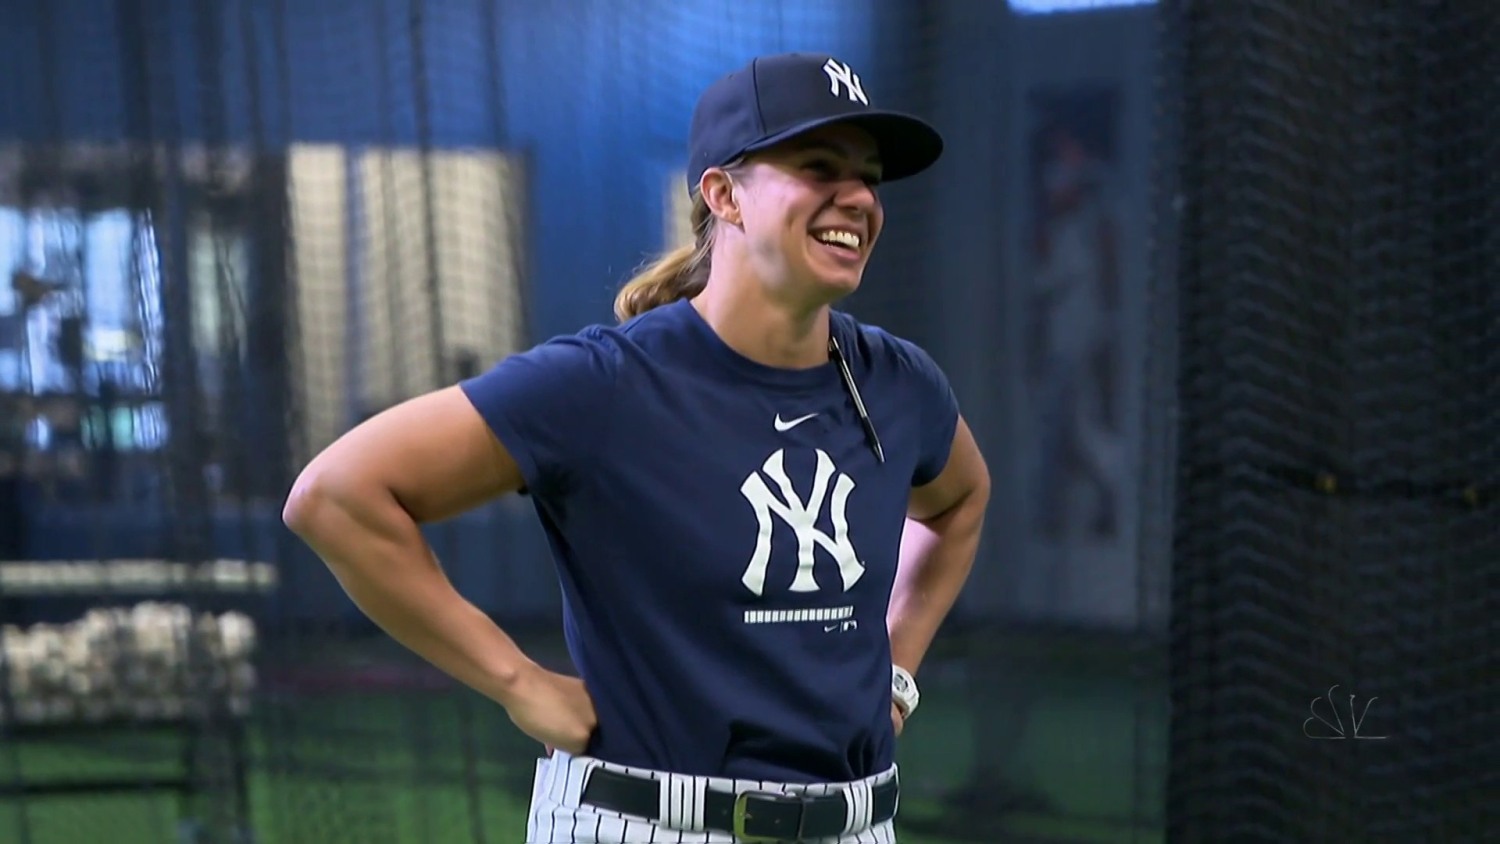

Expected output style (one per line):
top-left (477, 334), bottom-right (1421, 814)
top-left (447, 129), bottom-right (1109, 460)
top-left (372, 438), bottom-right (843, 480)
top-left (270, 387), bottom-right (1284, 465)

top-left (459, 326), bottom-right (619, 497)
top-left (905, 341), bottom-right (960, 488)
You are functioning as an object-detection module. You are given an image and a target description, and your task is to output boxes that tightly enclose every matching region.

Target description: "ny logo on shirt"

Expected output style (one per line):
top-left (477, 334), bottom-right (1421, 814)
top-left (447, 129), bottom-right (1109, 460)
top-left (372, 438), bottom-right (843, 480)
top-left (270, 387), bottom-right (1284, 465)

top-left (739, 448), bottom-right (866, 596)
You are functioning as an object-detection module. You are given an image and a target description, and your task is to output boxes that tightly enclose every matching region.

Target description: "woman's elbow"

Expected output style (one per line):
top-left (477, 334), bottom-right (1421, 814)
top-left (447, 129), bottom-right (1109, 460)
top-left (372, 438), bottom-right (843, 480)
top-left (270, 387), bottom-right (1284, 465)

top-left (282, 468), bottom-right (330, 539)
top-left (282, 459), bottom-right (363, 542)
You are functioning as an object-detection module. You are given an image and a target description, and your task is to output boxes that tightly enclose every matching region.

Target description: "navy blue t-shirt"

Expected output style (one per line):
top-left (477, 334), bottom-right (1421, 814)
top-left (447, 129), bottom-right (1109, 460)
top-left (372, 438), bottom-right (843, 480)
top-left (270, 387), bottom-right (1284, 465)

top-left (459, 299), bottom-right (959, 784)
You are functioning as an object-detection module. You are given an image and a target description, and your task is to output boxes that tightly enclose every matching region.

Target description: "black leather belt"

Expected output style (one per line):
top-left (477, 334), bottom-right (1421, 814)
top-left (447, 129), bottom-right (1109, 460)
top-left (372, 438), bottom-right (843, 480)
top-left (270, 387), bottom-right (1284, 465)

top-left (579, 766), bottom-right (899, 842)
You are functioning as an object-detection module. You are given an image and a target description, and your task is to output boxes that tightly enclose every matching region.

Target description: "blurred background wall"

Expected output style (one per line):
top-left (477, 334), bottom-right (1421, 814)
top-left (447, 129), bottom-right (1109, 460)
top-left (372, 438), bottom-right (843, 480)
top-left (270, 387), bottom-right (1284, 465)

top-left (0, 0), bottom-right (1165, 634)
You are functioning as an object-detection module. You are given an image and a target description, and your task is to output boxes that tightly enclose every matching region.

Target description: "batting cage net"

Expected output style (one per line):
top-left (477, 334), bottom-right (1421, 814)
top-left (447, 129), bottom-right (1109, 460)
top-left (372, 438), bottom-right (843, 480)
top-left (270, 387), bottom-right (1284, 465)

top-left (1159, 1), bottom-right (1498, 841)
top-left (0, 1), bottom-right (531, 842)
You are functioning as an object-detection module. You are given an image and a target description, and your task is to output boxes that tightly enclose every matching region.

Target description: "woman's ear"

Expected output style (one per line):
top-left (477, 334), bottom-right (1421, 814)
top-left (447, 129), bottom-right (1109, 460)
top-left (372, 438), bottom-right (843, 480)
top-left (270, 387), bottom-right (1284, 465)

top-left (699, 168), bottom-right (741, 226)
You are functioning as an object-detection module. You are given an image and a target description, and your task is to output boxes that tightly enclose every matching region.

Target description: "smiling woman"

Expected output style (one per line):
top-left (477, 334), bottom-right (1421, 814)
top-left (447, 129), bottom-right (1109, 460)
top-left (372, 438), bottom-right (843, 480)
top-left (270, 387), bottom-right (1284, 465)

top-left (285, 51), bottom-right (988, 844)
top-left (707, 125), bottom-right (885, 303)
top-left (622, 124), bottom-right (886, 330)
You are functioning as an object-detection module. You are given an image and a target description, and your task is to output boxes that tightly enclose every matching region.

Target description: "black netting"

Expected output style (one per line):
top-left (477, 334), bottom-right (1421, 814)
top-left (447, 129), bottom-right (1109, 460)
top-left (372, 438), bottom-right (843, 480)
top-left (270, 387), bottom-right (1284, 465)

top-left (0, 1), bottom-right (526, 841)
top-left (1160, 1), bottom-right (1498, 840)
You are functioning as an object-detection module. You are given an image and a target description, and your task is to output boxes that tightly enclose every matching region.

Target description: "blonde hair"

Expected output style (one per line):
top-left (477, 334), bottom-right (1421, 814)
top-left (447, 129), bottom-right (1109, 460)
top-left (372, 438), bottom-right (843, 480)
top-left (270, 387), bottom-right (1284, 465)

top-left (614, 192), bottom-right (717, 322)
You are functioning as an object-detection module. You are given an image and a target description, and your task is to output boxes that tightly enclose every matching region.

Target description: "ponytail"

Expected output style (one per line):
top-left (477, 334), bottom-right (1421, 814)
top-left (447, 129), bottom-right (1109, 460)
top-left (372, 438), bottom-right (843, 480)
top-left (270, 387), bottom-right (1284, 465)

top-left (614, 190), bottom-right (716, 322)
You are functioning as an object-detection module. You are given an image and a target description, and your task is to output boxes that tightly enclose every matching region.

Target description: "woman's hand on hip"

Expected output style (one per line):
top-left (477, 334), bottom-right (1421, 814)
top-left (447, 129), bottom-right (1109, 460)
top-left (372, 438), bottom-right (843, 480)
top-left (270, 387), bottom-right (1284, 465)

top-left (504, 663), bottom-right (598, 756)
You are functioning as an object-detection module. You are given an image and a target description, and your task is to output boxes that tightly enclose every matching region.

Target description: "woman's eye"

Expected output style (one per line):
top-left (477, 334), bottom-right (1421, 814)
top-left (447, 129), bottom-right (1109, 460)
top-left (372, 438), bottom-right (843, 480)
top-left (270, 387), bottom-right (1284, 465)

top-left (803, 160), bottom-right (881, 187)
top-left (805, 160), bottom-right (839, 178)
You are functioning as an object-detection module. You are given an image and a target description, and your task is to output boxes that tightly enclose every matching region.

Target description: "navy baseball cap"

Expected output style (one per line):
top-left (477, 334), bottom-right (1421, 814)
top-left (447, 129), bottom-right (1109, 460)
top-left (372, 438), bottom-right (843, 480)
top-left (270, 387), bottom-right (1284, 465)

top-left (686, 52), bottom-right (944, 194)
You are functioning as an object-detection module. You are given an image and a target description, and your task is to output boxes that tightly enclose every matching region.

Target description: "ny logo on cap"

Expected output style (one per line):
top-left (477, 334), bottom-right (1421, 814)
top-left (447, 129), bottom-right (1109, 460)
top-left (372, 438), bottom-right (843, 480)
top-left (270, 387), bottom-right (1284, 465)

top-left (822, 58), bottom-right (869, 106)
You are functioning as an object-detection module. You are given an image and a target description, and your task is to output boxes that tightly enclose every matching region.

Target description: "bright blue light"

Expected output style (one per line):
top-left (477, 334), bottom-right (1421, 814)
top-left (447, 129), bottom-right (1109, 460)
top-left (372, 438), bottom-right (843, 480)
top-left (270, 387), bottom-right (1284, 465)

top-left (1009, 0), bottom-right (1155, 14)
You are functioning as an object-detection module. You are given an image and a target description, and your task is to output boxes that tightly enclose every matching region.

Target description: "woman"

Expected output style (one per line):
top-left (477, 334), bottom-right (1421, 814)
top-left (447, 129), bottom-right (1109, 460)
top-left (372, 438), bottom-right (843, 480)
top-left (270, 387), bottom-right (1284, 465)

top-left (284, 52), bottom-right (990, 843)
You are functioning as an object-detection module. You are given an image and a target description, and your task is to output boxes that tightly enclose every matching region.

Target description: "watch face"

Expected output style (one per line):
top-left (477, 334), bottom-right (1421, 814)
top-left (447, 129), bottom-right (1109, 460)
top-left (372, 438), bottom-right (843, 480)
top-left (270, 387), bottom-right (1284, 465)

top-left (893, 675), bottom-right (911, 694)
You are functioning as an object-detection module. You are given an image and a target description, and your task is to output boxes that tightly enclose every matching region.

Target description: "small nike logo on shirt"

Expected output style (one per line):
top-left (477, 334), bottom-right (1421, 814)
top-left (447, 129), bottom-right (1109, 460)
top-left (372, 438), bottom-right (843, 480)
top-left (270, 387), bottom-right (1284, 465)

top-left (774, 413), bottom-right (818, 432)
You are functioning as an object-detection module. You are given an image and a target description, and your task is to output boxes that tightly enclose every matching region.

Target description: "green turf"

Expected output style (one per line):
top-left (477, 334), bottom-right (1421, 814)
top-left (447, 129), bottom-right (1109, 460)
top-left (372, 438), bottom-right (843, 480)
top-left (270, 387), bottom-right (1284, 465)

top-left (0, 634), bottom-right (1167, 843)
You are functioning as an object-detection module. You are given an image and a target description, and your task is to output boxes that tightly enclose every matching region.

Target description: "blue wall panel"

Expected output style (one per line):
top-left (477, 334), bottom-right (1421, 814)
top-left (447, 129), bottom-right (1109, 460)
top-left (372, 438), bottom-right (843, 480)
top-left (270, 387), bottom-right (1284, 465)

top-left (0, 0), bottom-right (888, 334)
top-left (0, 0), bottom-right (902, 623)
top-left (2, 0), bottom-right (1164, 631)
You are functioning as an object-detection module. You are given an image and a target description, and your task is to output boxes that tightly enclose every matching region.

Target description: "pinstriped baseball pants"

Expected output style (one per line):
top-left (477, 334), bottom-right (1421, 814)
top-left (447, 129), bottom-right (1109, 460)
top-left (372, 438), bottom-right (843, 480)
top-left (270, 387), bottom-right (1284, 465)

top-left (526, 750), bottom-right (900, 843)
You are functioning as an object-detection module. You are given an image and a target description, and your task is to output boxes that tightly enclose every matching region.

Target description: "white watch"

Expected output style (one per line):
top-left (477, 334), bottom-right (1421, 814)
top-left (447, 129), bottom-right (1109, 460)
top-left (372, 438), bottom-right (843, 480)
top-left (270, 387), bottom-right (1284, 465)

top-left (891, 665), bottom-right (920, 718)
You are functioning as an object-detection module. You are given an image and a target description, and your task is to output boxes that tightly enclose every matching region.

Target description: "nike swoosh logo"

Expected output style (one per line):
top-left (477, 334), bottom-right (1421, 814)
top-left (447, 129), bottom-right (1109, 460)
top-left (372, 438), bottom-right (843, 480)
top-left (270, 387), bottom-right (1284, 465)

top-left (774, 413), bottom-right (818, 432)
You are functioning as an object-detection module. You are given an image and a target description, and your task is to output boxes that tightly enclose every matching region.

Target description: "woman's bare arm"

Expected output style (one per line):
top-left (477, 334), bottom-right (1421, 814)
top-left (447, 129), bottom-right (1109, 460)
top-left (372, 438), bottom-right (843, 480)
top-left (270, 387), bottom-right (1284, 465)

top-left (889, 416), bottom-right (991, 677)
top-left (282, 385), bottom-right (541, 707)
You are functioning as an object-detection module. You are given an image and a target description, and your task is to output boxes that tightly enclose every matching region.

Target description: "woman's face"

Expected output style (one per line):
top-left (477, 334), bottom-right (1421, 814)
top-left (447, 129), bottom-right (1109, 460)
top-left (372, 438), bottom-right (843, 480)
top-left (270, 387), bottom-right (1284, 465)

top-left (729, 124), bottom-right (885, 302)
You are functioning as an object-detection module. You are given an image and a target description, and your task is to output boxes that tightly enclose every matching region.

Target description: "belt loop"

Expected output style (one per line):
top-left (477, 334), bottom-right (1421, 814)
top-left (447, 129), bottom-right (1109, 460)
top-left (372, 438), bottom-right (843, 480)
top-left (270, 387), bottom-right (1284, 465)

top-left (658, 772), bottom-right (707, 832)
top-left (842, 779), bottom-right (875, 833)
